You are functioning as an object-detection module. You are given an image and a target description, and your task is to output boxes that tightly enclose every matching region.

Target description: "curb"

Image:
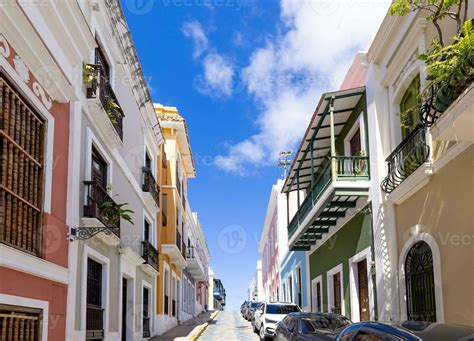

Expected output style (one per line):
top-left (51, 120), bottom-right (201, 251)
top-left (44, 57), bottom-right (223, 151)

top-left (188, 310), bottom-right (220, 341)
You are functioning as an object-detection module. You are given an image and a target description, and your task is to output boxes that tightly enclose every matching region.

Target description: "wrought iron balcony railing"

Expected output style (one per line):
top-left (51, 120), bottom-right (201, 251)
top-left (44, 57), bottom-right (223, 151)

top-left (381, 125), bottom-right (430, 194)
top-left (142, 240), bottom-right (159, 272)
top-left (176, 230), bottom-right (182, 251)
top-left (83, 181), bottom-right (120, 237)
top-left (287, 155), bottom-right (369, 238)
top-left (142, 167), bottom-right (160, 207)
top-left (186, 246), bottom-right (196, 259)
top-left (85, 64), bottom-right (124, 140)
top-left (420, 56), bottom-right (474, 127)
top-left (181, 241), bottom-right (187, 259)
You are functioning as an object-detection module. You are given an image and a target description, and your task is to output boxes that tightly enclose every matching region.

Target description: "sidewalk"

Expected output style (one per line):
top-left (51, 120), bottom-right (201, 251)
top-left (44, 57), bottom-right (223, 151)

top-left (151, 311), bottom-right (218, 341)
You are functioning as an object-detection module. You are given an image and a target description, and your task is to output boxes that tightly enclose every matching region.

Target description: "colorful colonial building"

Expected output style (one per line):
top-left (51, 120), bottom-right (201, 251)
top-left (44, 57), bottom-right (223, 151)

top-left (0, 5), bottom-right (74, 339)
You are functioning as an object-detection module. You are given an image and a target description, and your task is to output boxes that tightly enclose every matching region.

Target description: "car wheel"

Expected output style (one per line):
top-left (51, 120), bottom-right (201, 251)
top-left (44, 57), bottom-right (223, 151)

top-left (259, 324), bottom-right (266, 341)
top-left (253, 323), bottom-right (258, 334)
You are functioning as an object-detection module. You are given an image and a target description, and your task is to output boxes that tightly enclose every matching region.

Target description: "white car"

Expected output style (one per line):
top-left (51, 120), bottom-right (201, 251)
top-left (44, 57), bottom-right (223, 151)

top-left (253, 302), bottom-right (301, 340)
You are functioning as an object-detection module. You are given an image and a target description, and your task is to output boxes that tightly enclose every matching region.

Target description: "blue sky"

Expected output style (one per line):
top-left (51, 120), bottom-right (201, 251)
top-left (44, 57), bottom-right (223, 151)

top-left (123, 0), bottom-right (389, 309)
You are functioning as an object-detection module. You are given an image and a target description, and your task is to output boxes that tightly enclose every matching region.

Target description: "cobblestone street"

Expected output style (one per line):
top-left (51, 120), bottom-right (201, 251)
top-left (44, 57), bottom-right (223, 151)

top-left (199, 310), bottom-right (259, 341)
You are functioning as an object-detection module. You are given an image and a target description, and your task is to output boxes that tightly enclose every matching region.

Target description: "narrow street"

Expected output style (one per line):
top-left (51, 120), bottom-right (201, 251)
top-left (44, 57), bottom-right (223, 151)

top-left (199, 310), bottom-right (259, 341)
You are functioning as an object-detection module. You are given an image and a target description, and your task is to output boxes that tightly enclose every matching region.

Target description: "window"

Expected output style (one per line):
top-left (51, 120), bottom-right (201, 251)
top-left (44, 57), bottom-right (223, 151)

top-left (400, 75), bottom-right (421, 139)
top-left (0, 304), bottom-right (42, 340)
top-left (0, 75), bottom-right (46, 256)
top-left (86, 258), bottom-right (104, 340)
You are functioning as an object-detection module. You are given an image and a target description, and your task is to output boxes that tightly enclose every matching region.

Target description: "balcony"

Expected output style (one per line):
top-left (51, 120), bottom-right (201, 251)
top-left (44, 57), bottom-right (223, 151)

top-left (142, 167), bottom-right (160, 208)
top-left (161, 230), bottom-right (187, 270)
top-left (85, 64), bottom-right (124, 147)
top-left (82, 181), bottom-right (120, 245)
top-left (381, 125), bottom-right (430, 194)
top-left (282, 87), bottom-right (370, 251)
top-left (186, 246), bottom-right (207, 281)
top-left (428, 84), bottom-right (474, 142)
top-left (141, 240), bottom-right (159, 274)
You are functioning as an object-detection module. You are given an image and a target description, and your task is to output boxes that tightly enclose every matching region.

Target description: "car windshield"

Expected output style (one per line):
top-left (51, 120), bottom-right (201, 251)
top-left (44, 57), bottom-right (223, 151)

top-left (250, 302), bottom-right (259, 308)
top-left (265, 304), bottom-right (300, 314)
top-left (300, 316), bottom-right (351, 333)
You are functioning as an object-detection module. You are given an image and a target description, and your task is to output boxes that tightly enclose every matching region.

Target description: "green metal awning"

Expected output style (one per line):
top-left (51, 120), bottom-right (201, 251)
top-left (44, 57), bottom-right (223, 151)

top-left (282, 86), bottom-right (366, 194)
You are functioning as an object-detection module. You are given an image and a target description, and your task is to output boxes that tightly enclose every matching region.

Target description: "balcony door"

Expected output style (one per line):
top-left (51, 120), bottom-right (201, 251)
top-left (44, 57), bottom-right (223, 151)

top-left (400, 75), bottom-right (421, 139)
top-left (350, 128), bottom-right (361, 156)
top-left (95, 46), bottom-right (110, 83)
top-left (92, 147), bottom-right (107, 188)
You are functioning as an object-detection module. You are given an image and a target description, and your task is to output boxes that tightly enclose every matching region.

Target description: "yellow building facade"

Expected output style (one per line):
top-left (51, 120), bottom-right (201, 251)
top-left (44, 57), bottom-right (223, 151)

top-left (153, 104), bottom-right (196, 333)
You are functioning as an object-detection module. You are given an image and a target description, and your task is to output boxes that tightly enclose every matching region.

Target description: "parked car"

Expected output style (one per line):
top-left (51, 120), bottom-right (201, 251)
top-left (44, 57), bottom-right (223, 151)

top-left (275, 312), bottom-right (352, 340)
top-left (241, 300), bottom-right (250, 314)
top-left (242, 301), bottom-right (251, 318)
top-left (337, 321), bottom-right (474, 341)
top-left (245, 301), bottom-right (262, 321)
top-left (253, 302), bottom-right (301, 340)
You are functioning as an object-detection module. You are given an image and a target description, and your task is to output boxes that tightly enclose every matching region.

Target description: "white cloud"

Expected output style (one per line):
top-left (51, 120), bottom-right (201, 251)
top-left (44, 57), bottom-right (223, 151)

top-left (196, 53), bottom-right (235, 97)
top-left (181, 20), bottom-right (235, 98)
top-left (181, 21), bottom-right (209, 59)
top-left (215, 0), bottom-right (390, 174)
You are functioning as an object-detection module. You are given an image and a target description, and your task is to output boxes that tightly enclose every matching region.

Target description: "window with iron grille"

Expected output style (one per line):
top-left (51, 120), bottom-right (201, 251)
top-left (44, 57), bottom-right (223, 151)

top-left (0, 74), bottom-right (45, 257)
top-left (0, 304), bottom-right (42, 341)
top-left (86, 258), bottom-right (104, 340)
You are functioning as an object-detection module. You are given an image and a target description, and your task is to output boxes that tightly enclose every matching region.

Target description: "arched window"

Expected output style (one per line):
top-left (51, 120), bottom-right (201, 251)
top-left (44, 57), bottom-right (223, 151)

top-left (405, 241), bottom-right (436, 322)
top-left (400, 75), bottom-right (421, 139)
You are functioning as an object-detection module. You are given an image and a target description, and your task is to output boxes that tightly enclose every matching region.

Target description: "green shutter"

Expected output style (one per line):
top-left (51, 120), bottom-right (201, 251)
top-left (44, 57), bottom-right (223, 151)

top-left (400, 75), bottom-right (420, 139)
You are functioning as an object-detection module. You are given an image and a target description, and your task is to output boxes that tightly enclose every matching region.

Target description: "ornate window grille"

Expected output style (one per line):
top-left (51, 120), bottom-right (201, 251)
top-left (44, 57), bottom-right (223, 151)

top-left (0, 74), bottom-right (45, 256)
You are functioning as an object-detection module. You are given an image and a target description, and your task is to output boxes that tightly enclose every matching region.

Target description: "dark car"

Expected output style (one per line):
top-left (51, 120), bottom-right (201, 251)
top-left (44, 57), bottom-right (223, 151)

top-left (275, 312), bottom-right (352, 340)
top-left (337, 321), bottom-right (474, 341)
top-left (245, 301), bottom-right (262, 321)
top-left (241, 300), bottom-right (250, 314)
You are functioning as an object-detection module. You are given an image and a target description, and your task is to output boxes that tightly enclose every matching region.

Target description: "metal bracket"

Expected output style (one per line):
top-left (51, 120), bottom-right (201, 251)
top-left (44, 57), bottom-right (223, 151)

top-left (70, 226), bottom-right (119, 241)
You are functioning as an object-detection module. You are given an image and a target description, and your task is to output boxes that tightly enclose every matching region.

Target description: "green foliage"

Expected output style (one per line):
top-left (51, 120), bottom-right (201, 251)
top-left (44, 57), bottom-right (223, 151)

top-left (420, 20), bottom-right (474, 91)
top-left (83, 64), bottom-right (97, 84)
top-left (105, 97), bottom-right (123, 124)
top-left (389, 0), bottom-right (463, 21)
top-left (100, 200), bottom-right (134, 227)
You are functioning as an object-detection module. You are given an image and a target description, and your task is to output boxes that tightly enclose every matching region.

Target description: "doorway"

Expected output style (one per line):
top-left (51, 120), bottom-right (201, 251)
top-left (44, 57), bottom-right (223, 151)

top-left (357, 259), bottom-right (370, 321)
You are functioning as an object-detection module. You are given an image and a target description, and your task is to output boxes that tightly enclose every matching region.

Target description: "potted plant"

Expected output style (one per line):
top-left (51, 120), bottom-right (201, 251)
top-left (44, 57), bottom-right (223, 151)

top-left (99, 199), bottom-right (134, 228)
top-left (83, 63), bottom-right (99, 98)
top-left (389, 1), bottom-right (473, 115)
